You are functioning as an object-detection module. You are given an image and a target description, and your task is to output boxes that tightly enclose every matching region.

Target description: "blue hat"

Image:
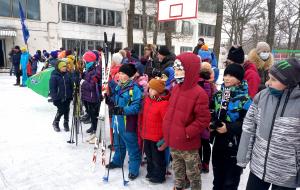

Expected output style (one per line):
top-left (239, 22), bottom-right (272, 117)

top-left (50, 51), bottom-right (58, 59)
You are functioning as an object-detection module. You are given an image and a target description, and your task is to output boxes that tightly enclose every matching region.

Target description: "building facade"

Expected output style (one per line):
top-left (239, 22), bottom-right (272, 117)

top-left (0, 0), bottom-right (217, 68)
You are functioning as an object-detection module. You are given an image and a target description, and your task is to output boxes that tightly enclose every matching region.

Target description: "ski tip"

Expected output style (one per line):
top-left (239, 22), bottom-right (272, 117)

top-left (123, 181), bottom-right (129, 186)
top-left (102, 176), bottom-right (109, 182)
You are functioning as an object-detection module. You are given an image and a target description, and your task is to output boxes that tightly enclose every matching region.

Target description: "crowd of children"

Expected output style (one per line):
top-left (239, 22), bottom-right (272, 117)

top-left (16, 39), bottom-right (300, 190)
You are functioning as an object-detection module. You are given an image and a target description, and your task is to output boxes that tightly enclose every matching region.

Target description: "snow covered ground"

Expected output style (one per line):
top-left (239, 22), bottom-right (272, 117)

top-left (0, 74), bottom-right (250, 190)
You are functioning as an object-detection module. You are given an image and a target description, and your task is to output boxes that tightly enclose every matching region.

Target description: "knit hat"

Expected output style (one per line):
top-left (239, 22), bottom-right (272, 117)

top-left (269, 58), bottom-right (300, 87)
top-left (149, 79), bottom-right (166, 94)
top-left (227, 46), bottom-right (245, 64)
top-left (201, 44), bottom-right (209, 51)
top-left (83, 51), bottom-right (97, 62)
top-left (112, 52), bottom-right (124, 65)
top-left (198, 38), bottom-right (204, 43)
top-left (158, 46), bottom-right (171, 56)
top-left (119, 63), bottom-right (137, 77)
top-left (224, 63), bottom-right (245, 82)
top-left (256, 42), bottom-right (271, 54)
top-left (21, 47), bottom-right (27, 52)
top-left (50, 51), bottom-right (58, 59)
top-left (14, 46), bottom-right (20, 50)
top-left (57, 60), bottom-right (67, 71)
top-left (65, 50), bottom-right (72, 56)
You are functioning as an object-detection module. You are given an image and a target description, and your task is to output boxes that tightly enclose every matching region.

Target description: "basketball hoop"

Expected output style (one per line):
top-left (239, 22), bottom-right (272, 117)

top-left (158, 0), bottom-right (198, 22)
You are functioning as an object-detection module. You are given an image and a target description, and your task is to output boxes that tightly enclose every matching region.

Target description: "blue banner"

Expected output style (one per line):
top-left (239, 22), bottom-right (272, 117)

top-left (19, 1), bottom-right (30, 44)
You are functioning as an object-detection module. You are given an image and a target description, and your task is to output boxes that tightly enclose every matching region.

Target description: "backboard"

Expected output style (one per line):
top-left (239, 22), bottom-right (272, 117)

top-left (158, 0), bottom-right (198, 22)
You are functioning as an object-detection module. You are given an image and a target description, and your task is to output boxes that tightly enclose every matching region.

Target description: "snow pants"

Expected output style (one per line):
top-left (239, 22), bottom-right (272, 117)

top-left (112, 123), bottom-right (141, 176)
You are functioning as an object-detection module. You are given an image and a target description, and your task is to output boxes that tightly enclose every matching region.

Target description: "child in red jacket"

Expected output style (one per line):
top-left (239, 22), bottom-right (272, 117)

top-left (162, 52), bottom-right (211, 190)
top-left (141, 78), bottom-right (170, 184)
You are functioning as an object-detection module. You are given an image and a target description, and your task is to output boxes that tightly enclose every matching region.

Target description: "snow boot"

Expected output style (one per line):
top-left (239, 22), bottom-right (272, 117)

top-left (80, 114), bottom-right (90, 122)
top-left (63, 121), bottom-right (70, 132)
top-left (52, 121), bottom-right (60, 132)
top-left (86, 126), bottom-right (95, 134)
top-left (106, 162), bottom-right (121, 169)
top-left (128, 173), bottom-right (138, 180)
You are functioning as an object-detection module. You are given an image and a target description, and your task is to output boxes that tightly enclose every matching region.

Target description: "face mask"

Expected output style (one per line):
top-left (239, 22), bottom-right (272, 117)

top-left (259, 52), bottom-right (270, 61)
top-left (85, 62), bottom-right (94, 70)
top-left (175, 77), bottom-right (184, 84)
top-left (268, 87), bottom-right (284, 98)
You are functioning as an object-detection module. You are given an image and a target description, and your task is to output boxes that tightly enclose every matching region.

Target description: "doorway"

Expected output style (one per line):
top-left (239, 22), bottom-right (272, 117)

top-left (0, 39), bottom-right (5, 68)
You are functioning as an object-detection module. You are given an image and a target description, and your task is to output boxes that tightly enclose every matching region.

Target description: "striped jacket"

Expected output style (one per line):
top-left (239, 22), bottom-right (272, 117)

top-left (237, 86), bottom-right (300, 188)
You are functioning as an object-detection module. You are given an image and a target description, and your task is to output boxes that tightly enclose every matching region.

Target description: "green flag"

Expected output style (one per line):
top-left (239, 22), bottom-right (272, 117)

top-left (26, 67), bottom-right (54, 98)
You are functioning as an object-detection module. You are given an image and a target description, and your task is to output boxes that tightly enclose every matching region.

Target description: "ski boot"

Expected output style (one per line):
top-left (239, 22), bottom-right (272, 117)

top-left (86, 126), bottom-right (95, 134)
top-left (106, 162), bottom-right (121, 169)
top-left (128, 173), bottom-right (138, 180)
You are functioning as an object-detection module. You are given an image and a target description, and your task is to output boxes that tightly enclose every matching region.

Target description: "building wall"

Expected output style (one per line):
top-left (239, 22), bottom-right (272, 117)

top-left (0, 0), bottom-right (217, 67)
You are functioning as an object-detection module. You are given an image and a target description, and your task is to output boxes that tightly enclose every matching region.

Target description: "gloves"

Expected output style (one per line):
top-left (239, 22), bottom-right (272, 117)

top-left (111, 106), bottom-right (124, 115)
top-left (104, 93), bottom-right (114, 106)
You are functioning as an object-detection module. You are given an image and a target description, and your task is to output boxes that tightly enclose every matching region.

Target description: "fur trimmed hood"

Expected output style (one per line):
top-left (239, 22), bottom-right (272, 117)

top-left (247, 48), bottom-right (274, 70)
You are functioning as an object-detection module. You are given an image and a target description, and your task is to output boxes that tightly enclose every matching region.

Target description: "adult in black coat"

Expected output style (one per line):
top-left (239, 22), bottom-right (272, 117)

top-left (193, 38), bottom-right (205, 55)
top-left (12, 46), bottom-right (22, 85)
top-left (49, 60), bottom-right (73, 132)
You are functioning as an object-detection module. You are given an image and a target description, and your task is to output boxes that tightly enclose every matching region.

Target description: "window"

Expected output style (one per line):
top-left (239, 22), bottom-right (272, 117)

top-left (107, 10), bottom-right (115, 26)
top-left (182, 21), bottom-right (193, 35)
top-left (198, 23), bottom-right (215, 37)
top-left (115, 42), bottom-right (122, 51)
top-left (87, 8), bottom-right (95, 24)
top-left (133, 14), bottom-right (141, 29)
top-left (61, 4), bottom-right (122, 27)
top-left (62, 4), bottom-right (66, 20)
top-left (103, 10), bottom-right (107, 25)
top-left (198, 0), bottom-right (217, 13)
top-left (77, 6), bottom-right (86, 23)
top-left (133, 43), bottom-right (145, 57)
top-left (66, 4), bottom-right (76, 22)
top-left (115, 11), bottom-right (122, 27)
top-left (147, 16), bottom-right (155, 31)
top-left (180, 46), bottom-right (193, 53)
top-left (95, 9), bottom-right (102, 25)
top-left (12, 0), bottom-right (25, 18)
top-left (27, 0), bottom-right (40, 20)
top-left (0, 0), bottom-right (11, 17)
top-left (88, 41), bottom-right (94, 50)
top-left (1, 0), bottom-right (40, 20)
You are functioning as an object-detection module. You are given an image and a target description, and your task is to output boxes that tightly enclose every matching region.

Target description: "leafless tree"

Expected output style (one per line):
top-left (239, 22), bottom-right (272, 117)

top-left (213, 0), bottom-right (224, 62)
top-left (266, 0), bottom-right (276, 49)
top-left (127, 0), bottom-right (135, 49)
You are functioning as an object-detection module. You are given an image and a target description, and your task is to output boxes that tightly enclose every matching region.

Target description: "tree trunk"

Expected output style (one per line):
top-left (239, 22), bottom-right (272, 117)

top-left (164, 21), bottom-right (172, 49)
top-left (293, 4), bottom-right (300, 50)
top-left (127, 0), bottom-right (135, 49)
top-left (213, 0), bottom-right (223, 63)
top-left (142, 0), bottom-right (147, 45)
top-left (267, 0), bottom-right (276, 49)
top-left (153, 14), bottom-right (159, 45)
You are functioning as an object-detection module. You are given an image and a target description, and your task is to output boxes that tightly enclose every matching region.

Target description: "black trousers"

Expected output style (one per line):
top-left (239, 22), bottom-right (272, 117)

top-left (246, 172), bottom-right (296, 190)
top-left (54, 100), bottom-right (71, 123)
top-left (15, 68), bottom-right (21, 84)
top-left (86, 102), bottom-right (100, 131)
top-left (212, 154), bottom-right (242, 190)
top-left (144, 139), bottom-right (166, 181)
top-left (199, 138), bottom-right (211, 165)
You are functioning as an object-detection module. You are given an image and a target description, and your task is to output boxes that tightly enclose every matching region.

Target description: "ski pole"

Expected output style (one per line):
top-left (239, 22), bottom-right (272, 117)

top-left (115, 116), bottom-right (129, 186)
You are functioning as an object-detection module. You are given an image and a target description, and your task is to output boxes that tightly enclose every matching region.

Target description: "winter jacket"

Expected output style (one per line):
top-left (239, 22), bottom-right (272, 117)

top-left (211, 81), bottom-right (252, 159)
top-left (81, 65), bottom-right (102, 103)
top-left (111, 80), bottom-right (143, 133)
top-left (12, 51), bottom-right (21, 67)
top-left (141, 92), bottom-right (170, 142)
top-left (243, 60), bottom-right (261, 98)
top-left (162, 55), bottom-right (211, 151)
top-left (237, 86), bottom-right (300, 188)
top-left (193, 44), bottom-right (202, 55)
top-left (49, 68), bottom-right (73, 102)
top-left (20, 52), bottom-right (30, 71)
top-left (198, 78), bottom-right (216, 103)
top-left (247, 49), bottom-right (274, 91)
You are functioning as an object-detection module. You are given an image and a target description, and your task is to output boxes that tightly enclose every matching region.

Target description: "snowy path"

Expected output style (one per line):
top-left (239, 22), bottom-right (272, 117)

top-left (0, 74), bottom-right (249, 190)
